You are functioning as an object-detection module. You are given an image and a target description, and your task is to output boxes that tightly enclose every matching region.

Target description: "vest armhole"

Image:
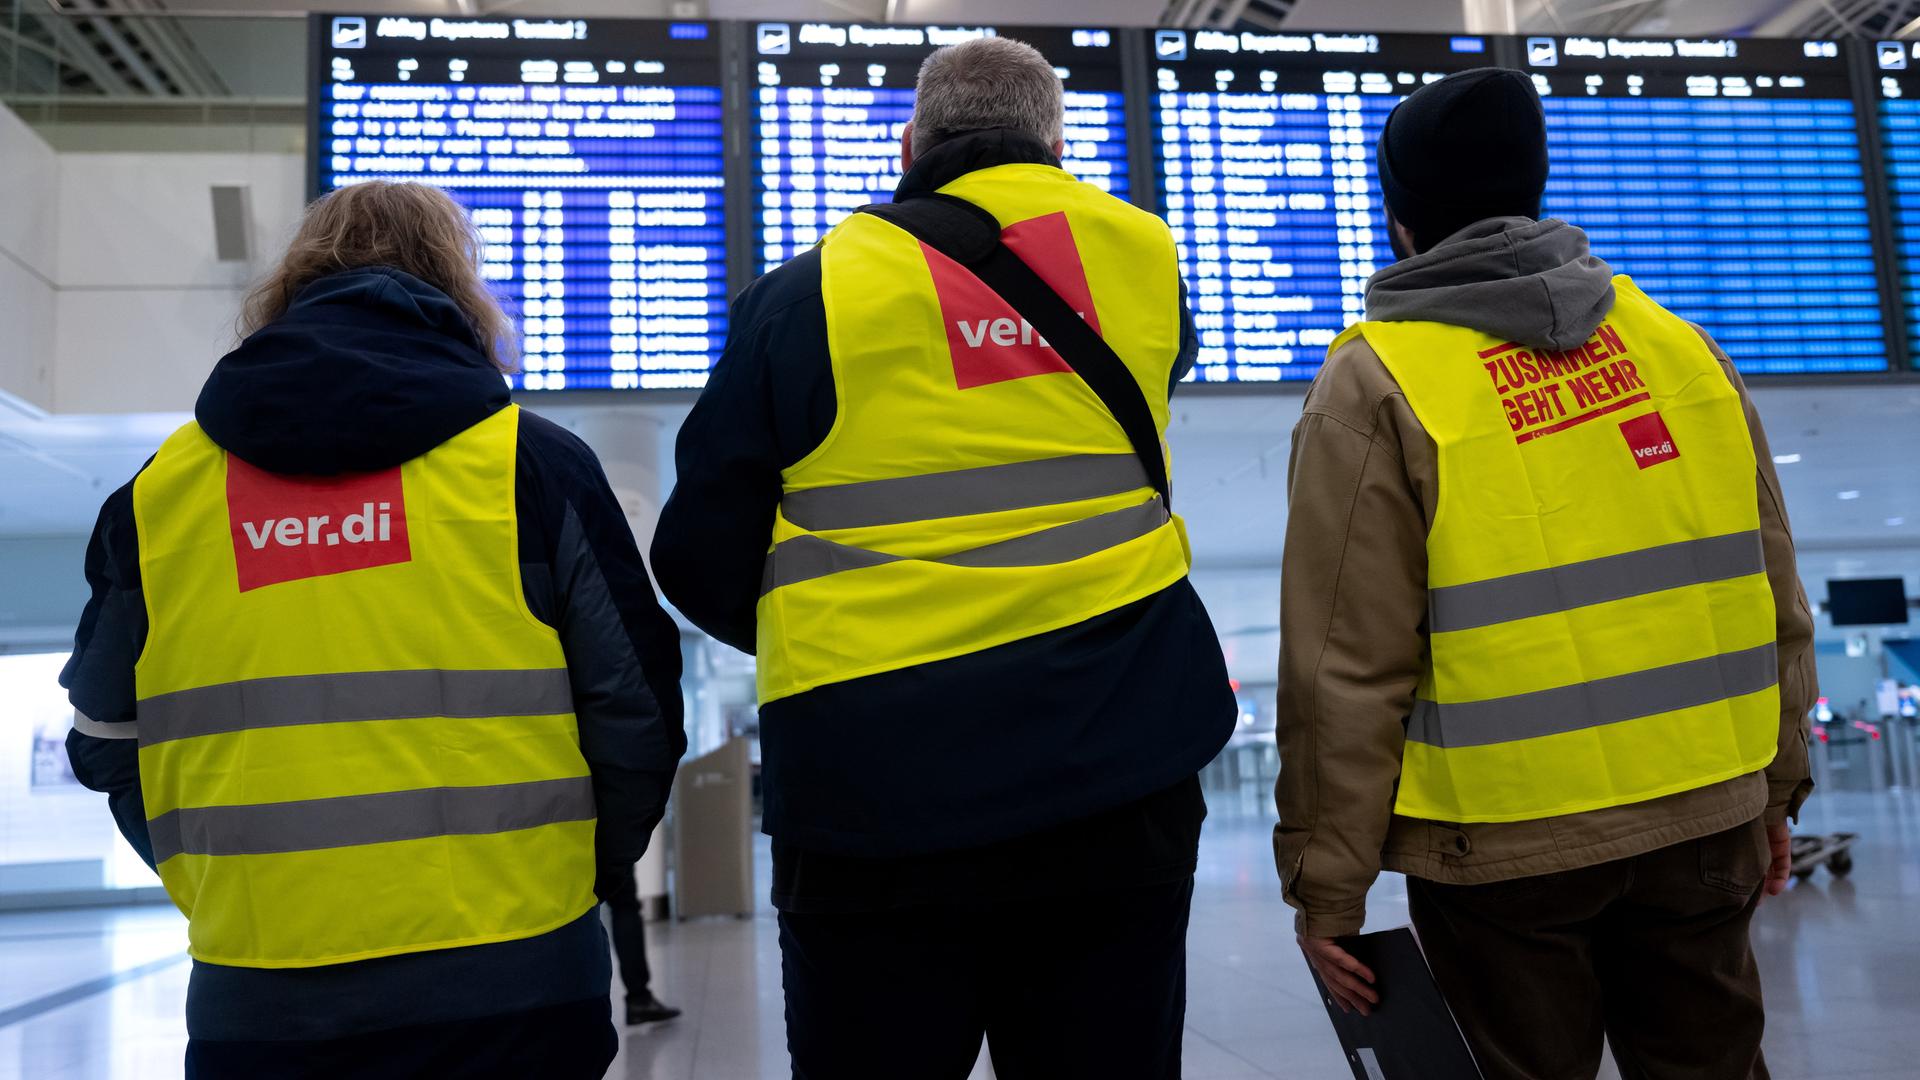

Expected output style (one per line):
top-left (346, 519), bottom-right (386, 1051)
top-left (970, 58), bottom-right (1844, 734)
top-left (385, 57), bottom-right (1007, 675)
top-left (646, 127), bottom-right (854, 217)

top-left (131, 422), bottom-right (214, 681)
top-left (1328, 323), bottom-right (1369, 357)
top-left (1614, 276), bottom-right (1732, 387)
top-left (490, 406), bottom-right (569, 648)
top-left (781, 227), bottom-right (853, 482)
top-left (1338, 322), bottom-right (1458, 549)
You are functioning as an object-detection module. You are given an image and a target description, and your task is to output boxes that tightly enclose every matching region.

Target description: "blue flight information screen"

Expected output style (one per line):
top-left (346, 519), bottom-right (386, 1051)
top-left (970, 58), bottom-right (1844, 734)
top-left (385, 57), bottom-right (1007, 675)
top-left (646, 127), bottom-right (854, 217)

top-left (1871, 39), bottom-right (1920, 367)
top-left (1149, 31), bottom-right (1493, 383)
top-left (749, 22), bottom-right (1130, 275)
top-left (313, 14), bottom-right (728, 390)
top-left (1524, 35), bottom-right (1888, 374)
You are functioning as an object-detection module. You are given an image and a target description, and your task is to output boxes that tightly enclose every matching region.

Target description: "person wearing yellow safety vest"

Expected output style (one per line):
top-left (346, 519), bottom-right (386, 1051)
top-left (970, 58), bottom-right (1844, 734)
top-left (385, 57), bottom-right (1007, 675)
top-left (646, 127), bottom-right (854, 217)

top-left (1275, 69), bottom-right (1819, 1080)
top-left (61, 182), bottom-right (687, 1079)
top-left (653, 36), bottom-right (1236, 1079)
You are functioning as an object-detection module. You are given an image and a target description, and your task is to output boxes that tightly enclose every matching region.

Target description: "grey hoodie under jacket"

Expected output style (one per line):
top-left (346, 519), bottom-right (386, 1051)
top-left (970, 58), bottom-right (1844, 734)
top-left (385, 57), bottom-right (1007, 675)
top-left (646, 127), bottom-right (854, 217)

top-left (1364, 215), bottom-right (1617, 349)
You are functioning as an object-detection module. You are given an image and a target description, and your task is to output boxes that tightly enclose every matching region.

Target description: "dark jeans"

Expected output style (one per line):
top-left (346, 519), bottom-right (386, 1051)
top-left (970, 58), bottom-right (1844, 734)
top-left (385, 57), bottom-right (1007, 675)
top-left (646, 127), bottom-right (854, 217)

top-left (603, 862), bottom-right (652, 999)
top-left (1409, 817), bottom-right (1771, 1080)
top-left (780, 876), bottom-right (1194, 1080)
top-left (184, 997), bottom-right (617, 1080)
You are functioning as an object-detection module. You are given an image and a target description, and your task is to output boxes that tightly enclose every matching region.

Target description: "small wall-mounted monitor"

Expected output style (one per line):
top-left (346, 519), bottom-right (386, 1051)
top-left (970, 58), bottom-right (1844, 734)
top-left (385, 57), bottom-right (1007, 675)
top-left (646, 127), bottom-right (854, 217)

top-left (1826, 578), bottom-right (1911, 626)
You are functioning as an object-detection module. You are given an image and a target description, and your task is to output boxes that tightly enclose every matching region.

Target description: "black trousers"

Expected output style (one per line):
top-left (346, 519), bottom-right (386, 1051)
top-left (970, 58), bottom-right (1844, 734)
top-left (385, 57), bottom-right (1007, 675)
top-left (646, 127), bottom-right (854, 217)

top-left (779, 876), bottom-right (1194, 1080)
top-left (1409, 818), bottom-right (1771, 1080)
top-left (184, 997), bottom-right (617, 1080)
top-left (603, 861), bottom-right (652, 999)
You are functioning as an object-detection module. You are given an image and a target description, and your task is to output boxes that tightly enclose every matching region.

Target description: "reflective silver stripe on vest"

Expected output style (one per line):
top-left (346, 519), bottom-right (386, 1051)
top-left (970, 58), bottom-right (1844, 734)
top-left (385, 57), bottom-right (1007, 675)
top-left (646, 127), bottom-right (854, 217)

top-left (136, 669), bottom-right (575, 748)
top-left (1429, 530), bottom-right (1767, 635)
top-left (146, 776), bottom-right (595, 864)
top-left (760, 536), bottom-right (899, 594)
top-left (781, 453), bottom-right (1150, 532)
top-left (1406, 642), bottom-right (1778, 749)
top-left (762, 499), bottom-right (1171, 594)
top-left (73, 710), bottom-right (139, 740)
top-left (938, 500), bottom-right (1169, 568)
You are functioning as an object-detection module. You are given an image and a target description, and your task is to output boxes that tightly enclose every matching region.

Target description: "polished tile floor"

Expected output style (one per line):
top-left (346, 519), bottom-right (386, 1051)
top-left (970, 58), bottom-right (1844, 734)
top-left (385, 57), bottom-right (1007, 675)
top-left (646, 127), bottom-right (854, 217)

top-left (2, 788), bottom-right (1916, 1080)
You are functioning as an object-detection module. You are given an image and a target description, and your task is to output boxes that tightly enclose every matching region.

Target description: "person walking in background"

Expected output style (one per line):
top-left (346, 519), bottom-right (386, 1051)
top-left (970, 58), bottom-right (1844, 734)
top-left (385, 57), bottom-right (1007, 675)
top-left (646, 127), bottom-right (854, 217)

top-left (652, 35), bottom-right (1236, 1079)
top-left (603, 859), bottom-right (682, 1025)
top-left (1274, 69), bottom-right (1817, 1080)
top-left (62, 181), bottom-right (685, 1080)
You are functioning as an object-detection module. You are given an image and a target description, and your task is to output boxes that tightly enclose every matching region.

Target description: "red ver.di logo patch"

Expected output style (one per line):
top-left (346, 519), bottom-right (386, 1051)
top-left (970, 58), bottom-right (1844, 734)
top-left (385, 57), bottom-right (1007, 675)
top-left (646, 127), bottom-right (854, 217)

top-left (227, 456), bottom-right (412, 591)
top-left (924, 211), bottom-right (1101, 390)
top-left (1619, 412), bottom-right (1681, 470)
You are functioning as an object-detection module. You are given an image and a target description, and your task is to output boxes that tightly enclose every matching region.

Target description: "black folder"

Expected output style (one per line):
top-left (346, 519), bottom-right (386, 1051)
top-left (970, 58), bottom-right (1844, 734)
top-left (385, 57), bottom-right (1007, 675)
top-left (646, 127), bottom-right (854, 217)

top-left (1305, 927), bottom-right (1483, 1080)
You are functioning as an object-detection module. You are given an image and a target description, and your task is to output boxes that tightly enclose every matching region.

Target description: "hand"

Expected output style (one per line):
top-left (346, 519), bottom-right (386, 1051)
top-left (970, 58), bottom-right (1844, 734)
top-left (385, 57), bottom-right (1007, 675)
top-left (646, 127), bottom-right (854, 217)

top-left (1762, 819), bottom-right (1793, 898)
top-left (1299, 934), bottom-right (1379, 1017)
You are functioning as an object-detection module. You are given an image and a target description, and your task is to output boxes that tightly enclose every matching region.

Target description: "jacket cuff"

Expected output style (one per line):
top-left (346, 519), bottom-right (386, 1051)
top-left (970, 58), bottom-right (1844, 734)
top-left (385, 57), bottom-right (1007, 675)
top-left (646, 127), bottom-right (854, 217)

top-left (1292, 904), bottom-right (1367, 939)
top-left (1768, 776), bottom-right (1813, 825)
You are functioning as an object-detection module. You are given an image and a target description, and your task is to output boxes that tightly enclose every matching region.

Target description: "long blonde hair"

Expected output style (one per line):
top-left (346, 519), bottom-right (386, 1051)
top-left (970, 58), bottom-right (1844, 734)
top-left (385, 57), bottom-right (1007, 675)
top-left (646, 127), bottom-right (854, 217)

top-left (240, 181), bottom-right (518, 372)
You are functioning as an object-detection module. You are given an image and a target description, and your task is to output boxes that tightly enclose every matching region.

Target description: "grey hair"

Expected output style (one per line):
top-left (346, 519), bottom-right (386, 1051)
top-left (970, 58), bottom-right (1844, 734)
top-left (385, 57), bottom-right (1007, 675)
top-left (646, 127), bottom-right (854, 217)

top-left (911, 36), bottom-right (1064, 160)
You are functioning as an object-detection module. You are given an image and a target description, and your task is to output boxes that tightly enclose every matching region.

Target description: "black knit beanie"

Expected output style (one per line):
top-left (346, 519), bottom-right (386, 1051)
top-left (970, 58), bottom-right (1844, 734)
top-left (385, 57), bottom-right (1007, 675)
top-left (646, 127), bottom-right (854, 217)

top-left (1376, 67), bottom-right (1549, 253)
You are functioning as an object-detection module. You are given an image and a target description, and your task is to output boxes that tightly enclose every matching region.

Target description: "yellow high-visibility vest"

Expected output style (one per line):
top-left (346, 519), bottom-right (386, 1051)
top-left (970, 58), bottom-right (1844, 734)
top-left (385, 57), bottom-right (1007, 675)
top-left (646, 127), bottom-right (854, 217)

top-left (132, 404), bottom-right (596, 968)
top-left (1338, 277), bottom-right (1780, 823)
top-left (755, 163), bottom-right (1194, 703)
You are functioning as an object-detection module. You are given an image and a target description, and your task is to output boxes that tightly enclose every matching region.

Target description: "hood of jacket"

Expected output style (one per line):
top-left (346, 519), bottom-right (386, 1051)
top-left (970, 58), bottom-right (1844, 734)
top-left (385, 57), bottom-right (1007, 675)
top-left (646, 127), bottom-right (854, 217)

top-left (195, 266), bottom-right (509, 475)
top-left (1363, 216), bottom-right (1616, 351)
top-left (894, 127), bottom-right (1063, 200)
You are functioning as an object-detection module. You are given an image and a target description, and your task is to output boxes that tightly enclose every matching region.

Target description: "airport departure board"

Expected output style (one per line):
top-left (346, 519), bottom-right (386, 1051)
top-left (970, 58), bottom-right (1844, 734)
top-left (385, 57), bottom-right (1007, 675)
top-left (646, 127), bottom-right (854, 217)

top-left (1872, 39), bottom-right (1920, 366)
top-left (1149, 30), bottom-right (1495, 383)
top-left (1523, 35), bottom-right (1888, 374)
top-left (749, 22), bottom-right (1131, 274)
top-left (313, 14), bottom-right (728, 390)
top-left (308, 19), bottom-right (1918, 391)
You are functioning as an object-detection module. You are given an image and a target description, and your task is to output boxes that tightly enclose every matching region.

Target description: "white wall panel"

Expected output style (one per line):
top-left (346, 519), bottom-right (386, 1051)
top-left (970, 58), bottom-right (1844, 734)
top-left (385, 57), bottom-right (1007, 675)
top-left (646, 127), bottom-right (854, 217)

top-left (0, 258), bottom-right (58, 412)
top-left (0, 106), bottom-right (59, 410)
top-left (56, 152), bottom-right (304, 288)
top-left (50, 151), bottom-right (304, 413)
top-left (53, 289), bottom-right (250, 415)
top-left (0, 108), bottom-right (57, 274)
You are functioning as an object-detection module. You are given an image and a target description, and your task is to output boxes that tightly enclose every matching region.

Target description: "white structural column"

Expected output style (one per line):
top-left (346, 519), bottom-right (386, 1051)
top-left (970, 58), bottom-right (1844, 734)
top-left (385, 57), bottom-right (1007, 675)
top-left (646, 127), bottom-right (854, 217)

top-left (565, 408), bottom-right (672, 905)
top-left (568, 408), bottom-right (668, 560)
top-left (1462, 0), bottom-right (1519, 33)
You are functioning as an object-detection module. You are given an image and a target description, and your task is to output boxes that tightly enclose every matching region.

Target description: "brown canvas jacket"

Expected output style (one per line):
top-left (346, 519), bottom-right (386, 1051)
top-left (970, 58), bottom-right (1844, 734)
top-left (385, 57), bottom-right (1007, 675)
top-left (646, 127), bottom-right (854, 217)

top-left (1273, 218), bottom-right (1818, 938)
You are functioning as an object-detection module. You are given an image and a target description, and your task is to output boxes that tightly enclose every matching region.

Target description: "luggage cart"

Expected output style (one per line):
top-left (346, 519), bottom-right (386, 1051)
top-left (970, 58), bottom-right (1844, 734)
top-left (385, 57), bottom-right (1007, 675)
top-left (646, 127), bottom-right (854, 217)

top-left (1790, 832), bottom-right (1857, 881)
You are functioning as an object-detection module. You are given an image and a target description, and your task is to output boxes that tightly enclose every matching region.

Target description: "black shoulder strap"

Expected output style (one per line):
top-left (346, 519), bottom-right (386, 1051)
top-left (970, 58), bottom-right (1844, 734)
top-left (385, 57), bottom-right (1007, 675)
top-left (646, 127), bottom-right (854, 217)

top-left (858, 194), bottom-right (1171, 509)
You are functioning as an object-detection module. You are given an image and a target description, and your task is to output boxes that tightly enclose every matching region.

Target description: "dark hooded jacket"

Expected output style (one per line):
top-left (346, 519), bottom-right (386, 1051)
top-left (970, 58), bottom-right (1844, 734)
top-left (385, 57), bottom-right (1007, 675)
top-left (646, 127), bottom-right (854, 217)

top-left (61, 267), bottom-right (685, 1040)
top-left (1274, 217), bottom-right (1818, 937)
top-left (652, 130), bottom-right (1237, 907)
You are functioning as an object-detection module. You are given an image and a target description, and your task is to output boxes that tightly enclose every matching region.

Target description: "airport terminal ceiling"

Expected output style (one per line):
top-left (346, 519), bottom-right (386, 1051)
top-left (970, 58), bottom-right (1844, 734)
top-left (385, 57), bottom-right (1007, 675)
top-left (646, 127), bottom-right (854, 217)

top-left (10, 1), bottom-right (1889, 34)
top-left (7, 0), bottom-right (1920, 598)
